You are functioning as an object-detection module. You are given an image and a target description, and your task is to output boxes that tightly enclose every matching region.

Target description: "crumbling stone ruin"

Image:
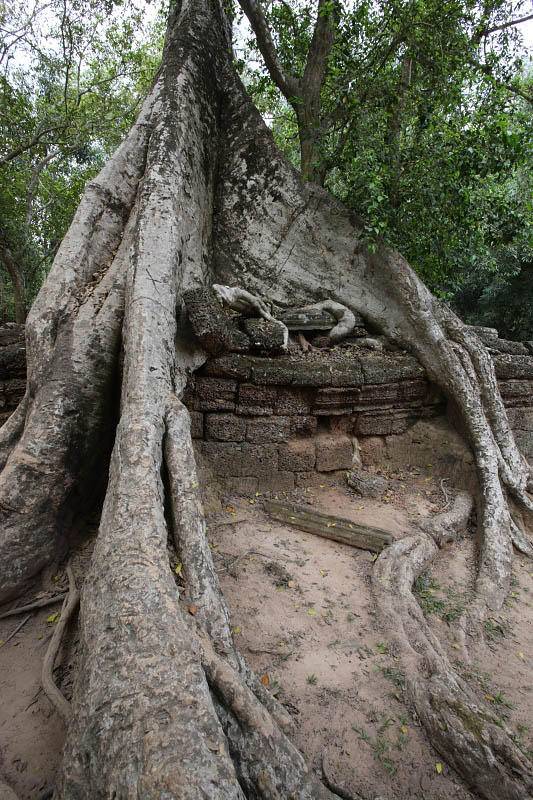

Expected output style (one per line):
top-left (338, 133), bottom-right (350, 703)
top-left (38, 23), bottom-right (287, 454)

top-left (2, 300), bottom-right (532, 503)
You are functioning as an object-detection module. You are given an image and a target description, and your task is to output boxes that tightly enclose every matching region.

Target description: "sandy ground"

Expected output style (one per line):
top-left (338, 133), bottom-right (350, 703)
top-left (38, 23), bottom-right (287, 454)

top-left (1, 470), bottom-right (532, 799)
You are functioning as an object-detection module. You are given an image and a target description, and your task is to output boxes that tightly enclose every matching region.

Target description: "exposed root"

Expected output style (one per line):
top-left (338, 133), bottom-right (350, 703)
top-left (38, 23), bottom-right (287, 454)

top-left (510, 517), bottom-right (533, 557)
top-left (0, 593), bottom-right (66, 620)
top-left (41, 567), bottom-right (79, 724)
top-left (200, 632), bottom-right (340, 799)
top-left (416, 491), bottom-right (474, 547)
top-left (321, 749), bottom-right (364, 800)
top-left (372, 534), bottom-right (533, 800)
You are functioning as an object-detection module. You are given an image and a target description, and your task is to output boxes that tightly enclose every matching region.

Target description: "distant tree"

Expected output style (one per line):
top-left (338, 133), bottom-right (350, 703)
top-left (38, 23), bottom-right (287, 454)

top-left (0, 0), bottom-right (164, 321)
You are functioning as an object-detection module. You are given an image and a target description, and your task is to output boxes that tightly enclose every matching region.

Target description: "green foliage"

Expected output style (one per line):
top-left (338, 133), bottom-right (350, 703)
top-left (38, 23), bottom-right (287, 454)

top-left (237, 0), bottom-right (533, 317)
top-left (0, 0), bottom-right (165, 319)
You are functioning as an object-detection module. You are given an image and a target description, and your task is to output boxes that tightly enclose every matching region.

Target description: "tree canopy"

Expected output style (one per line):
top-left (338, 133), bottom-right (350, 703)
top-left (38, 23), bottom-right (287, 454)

top-left (0, 0), bottom-right (531, 328)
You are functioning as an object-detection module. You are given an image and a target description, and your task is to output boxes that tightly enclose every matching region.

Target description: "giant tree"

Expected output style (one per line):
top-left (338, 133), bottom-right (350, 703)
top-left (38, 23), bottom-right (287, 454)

top-left (0, 0), bottom-right (532, 798)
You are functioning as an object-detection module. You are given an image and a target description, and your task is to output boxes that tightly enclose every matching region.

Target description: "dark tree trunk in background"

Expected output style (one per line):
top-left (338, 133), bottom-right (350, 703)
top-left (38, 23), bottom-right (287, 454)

top-left (0, 1), bottom-right (532, 798)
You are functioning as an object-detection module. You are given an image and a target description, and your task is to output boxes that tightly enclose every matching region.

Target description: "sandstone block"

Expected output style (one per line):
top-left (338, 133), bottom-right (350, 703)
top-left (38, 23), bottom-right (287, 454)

top-left (290, 416), bottom-right (318, 437)
top-left (257, 471), bottom-right (295, 492)
top-left (274, 387), bottom-right (311, 415)
top-left (243, 318), bottom-right (286, 354)
top-left (237, 383), bottom-right (277, 415)
top-left (246, 416), bottom-right (290, 443)
top-left (315, 434), bottom-right (353, 472)
top-left (193, 377), bottom-right (237, 411)
top-left (278, 440), bottom-right (316, 472)
top-left (205, 413), bottom-right (246, 441)
top-left (346, 470), bottom-right (388, 497)
top-left (222, 476), bottom-right (258, 495)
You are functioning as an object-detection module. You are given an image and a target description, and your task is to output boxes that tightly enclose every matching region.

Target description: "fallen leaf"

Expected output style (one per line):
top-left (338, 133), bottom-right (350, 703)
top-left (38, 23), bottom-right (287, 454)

top-left (188, 605), bottom-right (197, 616)
top-left (287, 580), bottom-right (296, 588)
top-left (175, 562), bottom-right (183, 576)
top-left (46, 612), bottom-right (59, 623)
top-left (519, 652), bottom-right (525, 660)
top-left (401, 725), bottom-right (408, 734)
top-left (436, 762), bottom-right (442, 774)
top-left (320, 570), bottom-right (327, 576)
top-left (485, 694), bottom-right (495, 702)
top-left (261, 674), bottom-right (270, 686)
top-left (233, 626), bottom-right (240, 634)
top-left (307, 609), bottom-right (317, 615)
top-left (371, 554), bottom-right (378, 562)
top-left (249, 499), bottom-right (255, 504)
top-left (225, 506), bottom-right (233, 512)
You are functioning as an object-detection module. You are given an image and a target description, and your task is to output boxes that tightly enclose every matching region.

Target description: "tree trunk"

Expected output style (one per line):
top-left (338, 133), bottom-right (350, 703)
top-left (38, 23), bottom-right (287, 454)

top-left (0, 1), bottom-right (532, 798)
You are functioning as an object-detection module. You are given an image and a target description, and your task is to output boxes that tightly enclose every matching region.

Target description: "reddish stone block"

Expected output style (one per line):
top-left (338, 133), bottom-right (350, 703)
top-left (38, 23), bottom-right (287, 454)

top-left (278, 440), bottom-right (316, 472)
top-left (315, 435), bottom-right (353, 472)
top-left (205, 413), bottom-right (246, 441)
top-left (246, 417), bottom-right (290, 443)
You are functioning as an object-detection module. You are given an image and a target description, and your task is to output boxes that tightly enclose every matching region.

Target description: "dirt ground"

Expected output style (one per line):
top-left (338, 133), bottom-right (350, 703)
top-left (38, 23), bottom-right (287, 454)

top-left (1, 468), bottom-right (532, 800)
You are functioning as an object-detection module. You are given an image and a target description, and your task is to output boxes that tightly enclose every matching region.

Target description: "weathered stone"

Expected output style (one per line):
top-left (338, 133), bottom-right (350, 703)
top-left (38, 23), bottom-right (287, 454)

top-left (274, 387), bottom-right (311, 415)
top-left (498, 380), bottom-right (533, 407)
top-left (237, 383), bottom-right (277, 415)
top-left (290, 416), bottom-right (318, 437)
top-left (346, 470), bottom-right (388, 497)
top-left (279, 307), bottom-right (337, 330)
top-left (183, 287), bottom-right (249, 355)
top-left (294, 470), bottom-right (347, 488)
top-left (251, 358), bottom-right (333, 387)
top-left (494, 355), bottom-right (533, 380)
top-left (257, 471), bottom-right (295, 492)
top-left (385, 418), bottom-right (476, 491)
top-left (189, 411), bottom-right (204, 439)
top-left (196, 441), bottom-right (278, 478)
top-left (489, 339), bottom-right (529, 356)
top-left (239, 443), bottom-right (279, 477)
top-left (356, 383), bottom-right (398, 407)
top-left (312, 387), bottom-right (361, 413)
top-left (246, 416), bottom-right (290, 443)
top-left (0, 322), bottom-right (24, 347)
top-left (325, 415), bottom-right (354, 434)
top-left (278, 440), bottom-right (316, 472)
top-left (193, 377), bottom-right (237, 411)
top-left (200, 354), bottom-right (254, 381)
top-left (356, 411), bottom-right (395, 436)
top-left (468, 325), bottom-right (498, 344)
top-left (205, 413), bottom-right (246, 441)
top-left (242, 318), bottom-right (286, 354)
top-left (315, 434), bottom-right (353, 472)
top-left (330, 360), bottom-right (365, 387)
top-left (398, 379), bottom-right (431, 403)
top-left (360, 354), bottom-right (423, 384)
top-left (0, 341), bottom-right (26, 380)
top-left (358, 436), bottom-right (388, 466)
top-left (222, 476), bottom-right (258, 495)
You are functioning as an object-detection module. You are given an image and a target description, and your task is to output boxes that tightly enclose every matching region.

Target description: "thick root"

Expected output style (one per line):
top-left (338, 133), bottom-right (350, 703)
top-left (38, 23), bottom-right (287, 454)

top-left (372, 534), bottom-right (533, 800)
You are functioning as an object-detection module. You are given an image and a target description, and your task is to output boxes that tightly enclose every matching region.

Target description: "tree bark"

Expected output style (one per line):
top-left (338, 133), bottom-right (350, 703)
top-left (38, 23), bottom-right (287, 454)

top-left (0, 1), bottom-right (531, 798)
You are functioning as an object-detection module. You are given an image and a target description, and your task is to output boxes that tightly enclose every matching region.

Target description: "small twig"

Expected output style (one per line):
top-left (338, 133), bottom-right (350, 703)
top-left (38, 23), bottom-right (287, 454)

top-left (42, 566), bottom-right (80, 723)
top-left (34, 631), bottom-right (53, 651)
top-left (247, 646), bottom-right (286, 656)
top-left (219, 548), bottom-right (293, 573)
top-left (440, 478), bottom-right (450, 509)
top-left (0, 593), bottom-right (67, 620)
top-left (321, 748), bottom-right (363, 800)
top-left (0, 614), bottom-right (31, 647)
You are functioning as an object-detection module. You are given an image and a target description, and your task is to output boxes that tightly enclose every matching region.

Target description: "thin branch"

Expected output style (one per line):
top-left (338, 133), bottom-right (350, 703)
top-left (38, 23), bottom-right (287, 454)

top-left (0, 592), bottom-right (67, 620)
top-left (238, 0), bottom-right (301, 100)
top-left (0, 614), bottom-right (32, 647)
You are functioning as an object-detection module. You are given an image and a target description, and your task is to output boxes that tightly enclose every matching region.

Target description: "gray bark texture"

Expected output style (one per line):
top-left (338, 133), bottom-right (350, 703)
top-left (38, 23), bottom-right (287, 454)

top-left (0, 0), bottom-right (532, 798)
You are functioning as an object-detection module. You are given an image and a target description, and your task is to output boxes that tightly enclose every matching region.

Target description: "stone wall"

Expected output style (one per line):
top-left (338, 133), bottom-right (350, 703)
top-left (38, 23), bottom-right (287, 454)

top-left (2, 325), bottom-right (532, 498)
top-left (184, 349), bottom-right (533, 496)
top-left (0, 324), bottom-right (26, 426)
